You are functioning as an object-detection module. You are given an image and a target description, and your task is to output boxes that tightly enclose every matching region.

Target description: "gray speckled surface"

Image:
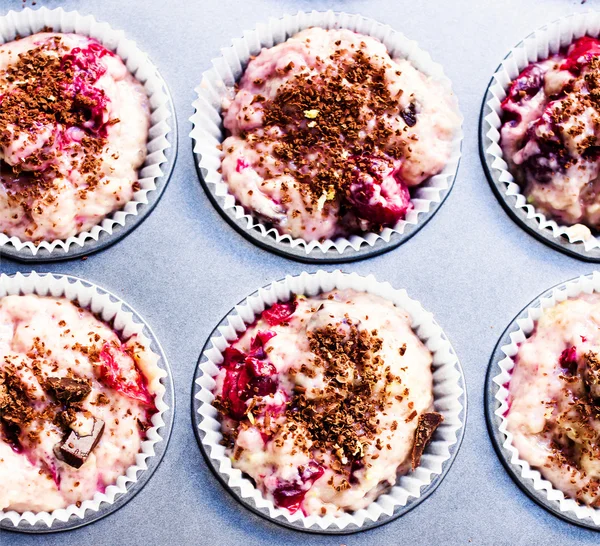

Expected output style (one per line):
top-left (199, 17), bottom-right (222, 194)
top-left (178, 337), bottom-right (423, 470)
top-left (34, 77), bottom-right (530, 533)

top-left (0, 0), bottom-right (599, 544)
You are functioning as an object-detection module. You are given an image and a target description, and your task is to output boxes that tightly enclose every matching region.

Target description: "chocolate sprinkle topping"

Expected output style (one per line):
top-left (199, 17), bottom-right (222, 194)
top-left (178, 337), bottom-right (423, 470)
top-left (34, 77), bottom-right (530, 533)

top-left (287, 321), bottom-right (388, 471)
top-left (0, 35), bottom-right (116, 239)
top-left (0, 366), bottom-right (35, 428)
top-left (247, 47), bottom-right (410, 208)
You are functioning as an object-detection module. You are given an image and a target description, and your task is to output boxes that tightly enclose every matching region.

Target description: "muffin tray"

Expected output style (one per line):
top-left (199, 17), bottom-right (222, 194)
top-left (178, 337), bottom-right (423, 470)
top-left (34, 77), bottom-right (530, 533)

top-left (4, 0), bottom-right (600, 545)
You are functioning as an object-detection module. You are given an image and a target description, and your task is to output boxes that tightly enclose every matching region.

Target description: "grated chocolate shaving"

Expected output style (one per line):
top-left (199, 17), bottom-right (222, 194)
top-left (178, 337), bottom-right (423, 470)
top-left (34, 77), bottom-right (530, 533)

top-left (0, 35), bottom-right (117, 239)
top-left (286, 321), bottom-right (388, 471)
top-left (243, 47), bottom-right (410, 210)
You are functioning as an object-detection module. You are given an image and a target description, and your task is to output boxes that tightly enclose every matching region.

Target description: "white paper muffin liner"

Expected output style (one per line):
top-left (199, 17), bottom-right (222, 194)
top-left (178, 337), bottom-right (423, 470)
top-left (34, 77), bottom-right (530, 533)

top-left (190, 10), bottom-right (463, 258)
top-left (481, 11), bottom-right (600, 255)
top-left (0, 7), bottom-right (175, 258)
top-left (0, 271), bottom-right (171, 530)
top-left (193, 270), bottom-right (465, 531)
top-left (492, 271), bottom-right (600, 526)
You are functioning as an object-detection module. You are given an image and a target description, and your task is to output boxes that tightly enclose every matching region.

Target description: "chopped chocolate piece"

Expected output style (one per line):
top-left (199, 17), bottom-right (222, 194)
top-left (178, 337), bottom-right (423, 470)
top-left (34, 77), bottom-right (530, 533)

top-left (45, 376), bottom-right (92, 404)
top-left (58, 417), bottom-right (105, 469)
top-left (411, 412), bottom-right (444, 470)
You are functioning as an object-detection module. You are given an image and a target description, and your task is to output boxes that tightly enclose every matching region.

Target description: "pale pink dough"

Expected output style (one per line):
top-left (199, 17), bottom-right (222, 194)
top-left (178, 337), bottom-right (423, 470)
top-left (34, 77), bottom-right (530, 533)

top-left (500, 37), bottom-right (600, 239)
top-left (507, 294), bottom-right (600, 505)
top-left (221, 28), bottom-right (459, 241)
top-left (0, 295), bottom-right (162, 513)
top-left (213, 289), bottom-right (435, 516)
top-left (0, 33), bottom-right (150, 243)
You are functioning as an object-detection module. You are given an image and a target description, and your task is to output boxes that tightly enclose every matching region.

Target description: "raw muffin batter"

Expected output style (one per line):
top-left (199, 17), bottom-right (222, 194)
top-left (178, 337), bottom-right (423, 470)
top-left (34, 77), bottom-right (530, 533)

top-left (0, 295), bottom-right (161, 513)
top-left (501, 36), bottom-right (600, 238)
top-left (213, 289), bottom-right (442, 516)
top-left (0, 33), bottom-right (150, 243)
top-left (507, 294), bottom-right (600, 505)
top-left (221, 27), bottom-right (459, 241)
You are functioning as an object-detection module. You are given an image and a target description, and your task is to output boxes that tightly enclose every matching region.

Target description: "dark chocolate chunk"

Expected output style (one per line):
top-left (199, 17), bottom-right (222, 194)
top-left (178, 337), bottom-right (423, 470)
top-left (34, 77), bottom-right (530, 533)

top-left (59, 418), bottom-right (105, 469)
top-left (411, 411), bottom-right (444, 470)
top-left (401, 102), bottom-right (418, 127)
top-left (45, 376), bottom-right (92, 404)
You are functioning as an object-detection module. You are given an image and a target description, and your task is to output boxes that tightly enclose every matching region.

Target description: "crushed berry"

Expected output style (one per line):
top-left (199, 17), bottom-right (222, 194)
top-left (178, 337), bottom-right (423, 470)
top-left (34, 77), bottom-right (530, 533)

top-left (249, 330), bottom-right (277, 358)
top-left (561, 36), bottom-right (600, 73)
top-left (272, 483), bottom-right (306, 513)
top-left (221, 363), bottom-right (252, 420)
top-left (262, 300), bottom-right (297, 326)
top-left (501, 65), bottom-right (544, 109)
top-left (273, 460), bottom-right (324, 513)
top-left (98, 344), bottom-right (154, 406)
top-left (559, 345), bottom-right (578, 375)
top-left (235, 158), bottom-right (249, 172)
top-left (219, 333), bottom-right (279, 419)
top-left (349, 458), bottom-right (365, 484)
top-left (347, 155), bottom-right (411, 225)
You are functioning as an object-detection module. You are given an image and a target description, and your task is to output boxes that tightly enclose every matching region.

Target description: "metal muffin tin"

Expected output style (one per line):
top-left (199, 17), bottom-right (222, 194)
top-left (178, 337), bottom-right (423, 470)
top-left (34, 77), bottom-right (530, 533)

top-left (191, 274), bottom-right (467, 534)
top-left (0, 273), bottom-right (175, 533)
top-left (485, 273), bottom-right (600, 530)
top-left (479, 17), bottom-right (600, 262)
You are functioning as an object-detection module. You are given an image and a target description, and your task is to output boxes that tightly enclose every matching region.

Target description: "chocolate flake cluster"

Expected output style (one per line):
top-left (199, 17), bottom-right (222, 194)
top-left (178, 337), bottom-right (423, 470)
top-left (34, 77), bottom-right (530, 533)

top-left (0, 332), bottom-right (136, 471)
top-left (289, 322), bottom-right (386, 476)
top-left (0, 36), bottom-right (118, 237)
top-left (235, 44), bottom-right (415, 212)
top-left (543, 57), bottom-right (600, 166)
top-left (230, 317), bottom-right (442, 490)
top-left (0, 356), bottom-right (103, 468)
top-left (550, 349), bottom-right (600, 503)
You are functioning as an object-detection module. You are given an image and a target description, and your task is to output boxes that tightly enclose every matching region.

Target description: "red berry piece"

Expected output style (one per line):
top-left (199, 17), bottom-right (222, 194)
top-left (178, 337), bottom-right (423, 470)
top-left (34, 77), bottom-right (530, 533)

top-left (348, 156), bottom-right (411, 225)
top-left (98, 343), bottom-right (154, 406)
top-left (262, 301), bottom-right (297, 326)
top-left (562, 36), bottom-right (600, 73)
top-left (559, 345), bottom-right (578, 375)
top-left (272, 460), bottom-right (324, 513)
